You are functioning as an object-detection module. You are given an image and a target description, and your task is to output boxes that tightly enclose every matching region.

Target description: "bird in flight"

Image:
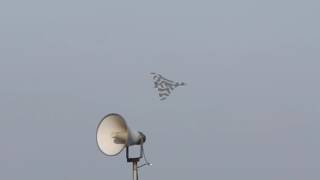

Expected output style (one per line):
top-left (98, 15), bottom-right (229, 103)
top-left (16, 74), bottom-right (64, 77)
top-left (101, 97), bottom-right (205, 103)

top-left (150, 72), bottom-right (186, 100)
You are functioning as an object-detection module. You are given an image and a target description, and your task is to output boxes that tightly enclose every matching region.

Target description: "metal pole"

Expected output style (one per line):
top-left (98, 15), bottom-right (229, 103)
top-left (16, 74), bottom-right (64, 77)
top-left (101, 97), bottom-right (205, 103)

top-left (132, 161), bottom-right (138, 180)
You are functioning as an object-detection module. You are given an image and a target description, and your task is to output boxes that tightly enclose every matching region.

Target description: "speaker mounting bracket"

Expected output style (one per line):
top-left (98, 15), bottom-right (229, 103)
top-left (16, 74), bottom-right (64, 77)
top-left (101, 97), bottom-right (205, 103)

top-left (126, 145), bottom-right (142, 162)
top-left (126, 146), bottom-right (142, 180)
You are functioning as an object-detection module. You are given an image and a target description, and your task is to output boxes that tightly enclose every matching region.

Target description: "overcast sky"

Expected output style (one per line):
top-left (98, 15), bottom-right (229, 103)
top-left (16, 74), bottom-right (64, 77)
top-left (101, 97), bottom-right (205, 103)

top-left (0, 0), bottom-right (320, 180)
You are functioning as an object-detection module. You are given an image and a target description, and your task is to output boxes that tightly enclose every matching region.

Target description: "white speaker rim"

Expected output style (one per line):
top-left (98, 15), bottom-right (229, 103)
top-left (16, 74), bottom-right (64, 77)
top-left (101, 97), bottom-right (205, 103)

top-left (96, 113), bottom-right (128, 156)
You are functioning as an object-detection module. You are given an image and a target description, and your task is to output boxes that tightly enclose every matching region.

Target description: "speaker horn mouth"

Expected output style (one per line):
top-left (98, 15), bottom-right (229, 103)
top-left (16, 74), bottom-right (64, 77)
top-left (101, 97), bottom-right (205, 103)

top-left (96, 113), bottom-right (147, 156)
top-left (112, 132), bottom-right (128, 144)
top-left (96, 113), bottom-right (128, 156)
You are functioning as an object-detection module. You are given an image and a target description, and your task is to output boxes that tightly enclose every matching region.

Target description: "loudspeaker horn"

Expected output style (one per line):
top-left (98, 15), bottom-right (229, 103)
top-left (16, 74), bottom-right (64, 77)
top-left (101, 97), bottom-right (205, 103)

top-left (96, 113), bottom-right (145, 156)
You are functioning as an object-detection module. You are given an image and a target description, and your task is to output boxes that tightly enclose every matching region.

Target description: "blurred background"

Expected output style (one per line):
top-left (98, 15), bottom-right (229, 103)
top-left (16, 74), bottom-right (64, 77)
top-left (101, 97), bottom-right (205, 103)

top-left (0, 0), bottom-right (319, 179)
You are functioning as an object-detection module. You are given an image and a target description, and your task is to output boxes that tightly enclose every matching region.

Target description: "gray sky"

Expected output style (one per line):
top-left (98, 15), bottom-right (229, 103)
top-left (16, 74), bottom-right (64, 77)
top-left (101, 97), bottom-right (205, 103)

top-left (0, 0), bottom-right (320, 179)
